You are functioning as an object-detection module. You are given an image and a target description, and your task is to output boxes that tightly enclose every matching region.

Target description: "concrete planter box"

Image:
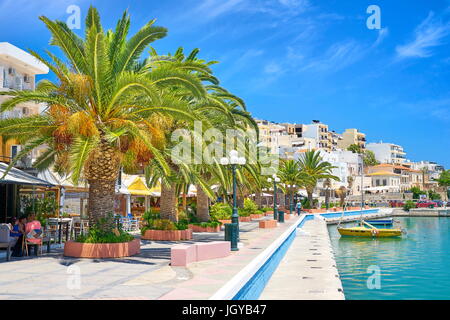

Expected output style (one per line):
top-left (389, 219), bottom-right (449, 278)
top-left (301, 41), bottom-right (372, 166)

top-left (188, 224), bottom-right (221, 233)
top-left (141, 229), bottom-right (192, 241)
top-left (304, 209), bottom-right (326, 213)
top-left (250, 214), bottom-right (264, 220)
top-left (63, 238), bottom-right (141, 258)
top-left (239, 216), bottom-right (252, 222)
top-left (259, 220), bottom-right (277, 228)
top-left (264, 212), bottom-right (273, 216)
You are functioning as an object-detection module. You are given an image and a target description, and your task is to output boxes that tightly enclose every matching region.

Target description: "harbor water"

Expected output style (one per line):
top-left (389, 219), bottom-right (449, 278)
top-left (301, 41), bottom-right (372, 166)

top-left (328, 217), bottom-right (450, 299)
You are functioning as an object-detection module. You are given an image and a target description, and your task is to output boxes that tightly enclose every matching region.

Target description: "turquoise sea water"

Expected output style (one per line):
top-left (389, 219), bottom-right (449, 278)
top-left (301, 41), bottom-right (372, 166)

top-left (328, 217), bottom-right (450, 300)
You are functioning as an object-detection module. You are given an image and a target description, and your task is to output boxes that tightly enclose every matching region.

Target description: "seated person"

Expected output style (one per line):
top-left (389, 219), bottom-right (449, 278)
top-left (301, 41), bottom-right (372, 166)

top-left (11, 216), bottom-right (27, 257)
top-left (25, 213), bottom-right (42, 245)
top-left (8, 217), bottom-right (21, 238)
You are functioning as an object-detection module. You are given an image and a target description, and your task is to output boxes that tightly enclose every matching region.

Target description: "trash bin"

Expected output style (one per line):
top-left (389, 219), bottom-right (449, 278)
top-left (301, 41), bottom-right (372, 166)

top-left (224, 223), bottom-right (238, 251)
top-left (278, 211), bottom-right (285, 223)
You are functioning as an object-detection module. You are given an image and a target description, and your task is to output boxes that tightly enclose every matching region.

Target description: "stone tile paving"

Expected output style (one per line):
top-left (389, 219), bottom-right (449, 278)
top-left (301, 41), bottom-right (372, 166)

top-left (0, 216), bottom-right (299, 300)
top-left (259, 216), bottom-right (345, 300)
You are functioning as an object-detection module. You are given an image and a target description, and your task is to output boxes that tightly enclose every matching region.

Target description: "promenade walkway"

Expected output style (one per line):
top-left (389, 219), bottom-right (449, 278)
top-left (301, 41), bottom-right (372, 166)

top-left (0, 216), bottom-right (300, 300)
top-left (260, 216), bottom-right (344, 300)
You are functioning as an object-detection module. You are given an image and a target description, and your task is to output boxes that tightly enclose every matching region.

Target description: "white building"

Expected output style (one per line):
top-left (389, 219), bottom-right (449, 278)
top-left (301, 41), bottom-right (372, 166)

top-left (366, 142), bottom-right (407, 164)
top-left (302, 120), bottom-right (332, 151)
top-left (410, 161), bottom-right (445, 181)
top-left (0, 42), bottom-right (49, 166)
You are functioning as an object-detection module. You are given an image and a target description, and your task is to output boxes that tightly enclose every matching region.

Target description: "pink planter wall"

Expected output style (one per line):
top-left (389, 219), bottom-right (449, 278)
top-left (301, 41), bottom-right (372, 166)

top-left (141, 229), bottom-right (193, 241)
top-left (188, 224), bottom-right (221, 233)
top-left (64, 238), bottom-right (141, 258)
top-left (171, 241), bottom-right (231, 267)
top-left (259, 220), bottom-right (277, 228)
top-left (239, 216), bottom-right (251, 222)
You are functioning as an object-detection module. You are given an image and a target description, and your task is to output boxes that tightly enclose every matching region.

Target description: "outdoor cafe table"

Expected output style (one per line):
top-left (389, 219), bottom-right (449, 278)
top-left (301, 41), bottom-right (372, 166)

top-left (47, 218), bottom-right (72, 244)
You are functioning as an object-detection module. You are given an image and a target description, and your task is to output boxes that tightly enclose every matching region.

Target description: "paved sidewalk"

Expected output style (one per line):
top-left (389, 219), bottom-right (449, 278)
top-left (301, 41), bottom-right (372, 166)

top-left (0, 217), bottom-right (299, 300)
top-left (259, 216), bottom-right (345, 300)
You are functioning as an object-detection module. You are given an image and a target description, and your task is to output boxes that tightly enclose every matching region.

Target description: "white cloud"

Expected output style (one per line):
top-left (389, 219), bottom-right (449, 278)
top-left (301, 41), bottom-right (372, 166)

top-left (193, 0), bottom-right (244, 20)
top-left (396, 12), bottom-right (450, 59)
top-left (302, 40), bottom-right (364, 72)
top-left (264, 62), bottom-right (282, 74)
top-left (372, 27), bottom-right (389, 48)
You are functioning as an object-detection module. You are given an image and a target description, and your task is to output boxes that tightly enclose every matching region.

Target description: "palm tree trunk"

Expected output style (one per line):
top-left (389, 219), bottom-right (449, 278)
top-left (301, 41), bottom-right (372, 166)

top-left (182, 191), bottom-right (187, 212)
top-left (196, 184), bottom-right (210, 222)
top-left (255, 190), bottom-right (262, 209)
top-left (85, 138), bottom-right (120, 231)
top-left (87, 179), bottom-right (116, 230)
top-left (307, 190), bottom-right (314, 209)
top-left (160, 182), bottom-right (178, 222)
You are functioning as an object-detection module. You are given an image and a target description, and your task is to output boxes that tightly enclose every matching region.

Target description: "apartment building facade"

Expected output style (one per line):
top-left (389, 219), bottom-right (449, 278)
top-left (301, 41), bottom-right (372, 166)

top-left (337, 128), bottom-right (366, 150)
top-left (301, 120), bottom-right (333, 152)
top-left (366, 142), bottom-right (406, 164)
top-left (0, 42), bottom-right (49, 166)
top-left (367, 163), bottom-right (422, 192)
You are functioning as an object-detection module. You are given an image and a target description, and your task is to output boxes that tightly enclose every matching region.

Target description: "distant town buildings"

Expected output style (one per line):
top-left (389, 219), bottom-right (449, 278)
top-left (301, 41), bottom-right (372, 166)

top-left (366, 142), bottom-right (406, 164)
top-left (256, 118), bottom-right (446, 201)
top-left (337, 128), bottom-right (366, 150)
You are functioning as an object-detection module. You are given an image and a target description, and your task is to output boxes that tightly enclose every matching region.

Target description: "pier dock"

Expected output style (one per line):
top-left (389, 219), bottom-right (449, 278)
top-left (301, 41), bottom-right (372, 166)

top-left (259, 216), bottom-right (344, 300)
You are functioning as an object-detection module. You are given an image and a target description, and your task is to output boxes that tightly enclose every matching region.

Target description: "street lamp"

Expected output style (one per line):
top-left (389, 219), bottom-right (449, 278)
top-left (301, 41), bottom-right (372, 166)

top-left (267, 174), bottom-right (280, 220)
top-left (220, 150), bottom-right (246, 251)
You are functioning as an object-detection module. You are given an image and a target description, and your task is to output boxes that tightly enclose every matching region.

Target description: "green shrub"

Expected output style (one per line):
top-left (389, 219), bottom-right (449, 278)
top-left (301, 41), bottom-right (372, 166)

top-left (190, 221), bottom-right (221, 228)
top-left (210, 203), bottom-right (232, 220)
top-left (76, 216), bottom-right (134, 244)
top-left (260, 207), bottom-right (272, 213)
top-left (152, 219), bottom-right (177, 230)
top-left (403, 200), bottom-right (416, 212)
top-left (239, 198), bottom-right (258, 216)
top-left (175, 220), bottom-right (189, 230)
top-left (238, 208), bottom-right (250, 217)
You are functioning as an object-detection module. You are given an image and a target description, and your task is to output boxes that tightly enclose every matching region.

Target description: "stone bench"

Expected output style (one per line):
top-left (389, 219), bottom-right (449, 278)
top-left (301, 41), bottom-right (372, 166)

top-left (171, 241), bottom-right (231, 267)
top-left (259, 220), bottom-right (277, 229)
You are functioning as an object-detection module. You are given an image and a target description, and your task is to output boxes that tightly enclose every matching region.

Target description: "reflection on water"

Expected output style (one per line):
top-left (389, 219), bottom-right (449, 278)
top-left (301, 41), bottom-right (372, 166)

top-left (329, 217), bottom-right (450, 300)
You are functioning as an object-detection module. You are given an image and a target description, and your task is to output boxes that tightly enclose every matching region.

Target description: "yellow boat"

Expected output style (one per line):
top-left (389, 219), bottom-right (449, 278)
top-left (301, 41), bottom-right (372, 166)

top-left (338, 226), bottom-right (403, 237)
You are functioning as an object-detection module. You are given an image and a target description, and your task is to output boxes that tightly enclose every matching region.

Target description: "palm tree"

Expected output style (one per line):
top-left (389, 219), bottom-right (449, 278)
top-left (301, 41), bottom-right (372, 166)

top-left (0, 7), bottom-right (207, 230)
top-left (278, 159), bottom-right (304, 209)
top-left (144, 47), bottom-right (254, 222)
top-left (323, 178), bottom-right (332, 209)
top-left (335, 186), bottom-right (348, 207)
top-left (297, 150), bottom-right (339, 208)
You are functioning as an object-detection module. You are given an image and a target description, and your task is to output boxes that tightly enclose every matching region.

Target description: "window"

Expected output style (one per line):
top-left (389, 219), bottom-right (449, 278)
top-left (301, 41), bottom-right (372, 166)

top-left (11, 145), bottom-right (20, 159)
top-left (383, 179), bottom-right (387, 186)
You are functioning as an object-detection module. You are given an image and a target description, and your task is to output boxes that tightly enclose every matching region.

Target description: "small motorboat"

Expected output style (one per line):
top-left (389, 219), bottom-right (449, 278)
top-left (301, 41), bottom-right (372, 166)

top-left (364, 218), bottom-right (393, 225)
top-left (338, 225), bottom-right (403, 237)
top-left (338, 220), bottom-right (403, 238)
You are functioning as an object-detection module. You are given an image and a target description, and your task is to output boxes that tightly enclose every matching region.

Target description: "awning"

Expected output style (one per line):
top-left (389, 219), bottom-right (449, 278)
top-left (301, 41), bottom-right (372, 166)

top-left (297, 189), bottom-right (317, 197)
top-left (118, 175), bottom-right (153, 196)
top-left (37, 168), bottom-right (87, 189)
top-left (0, 162), bottom-right (54, 187)
top-left (249, 193), bottom-right (273, 197)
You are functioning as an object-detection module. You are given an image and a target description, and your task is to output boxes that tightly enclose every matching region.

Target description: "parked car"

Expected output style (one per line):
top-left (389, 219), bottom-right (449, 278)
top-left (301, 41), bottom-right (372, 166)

top-left (389, 200), bottom-right (405, 208)
top-left (416, 201), bottom-right (436, 208)
top-left (432, 200), bottom-right (443, 207)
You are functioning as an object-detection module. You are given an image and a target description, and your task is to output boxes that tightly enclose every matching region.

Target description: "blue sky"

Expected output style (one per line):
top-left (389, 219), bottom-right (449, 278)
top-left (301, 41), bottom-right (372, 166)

top-left (1, 0), bottom-right (449, 167)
